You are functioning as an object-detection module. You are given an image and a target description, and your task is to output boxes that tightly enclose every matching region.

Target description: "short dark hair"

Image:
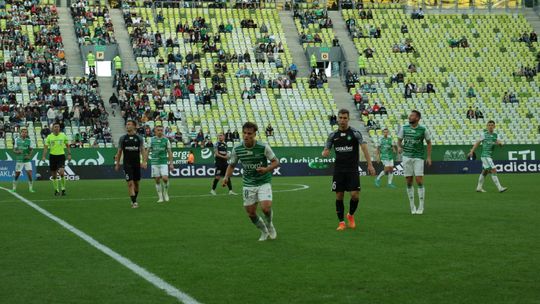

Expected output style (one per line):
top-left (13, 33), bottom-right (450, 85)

top-left (52, 122), bottom-right (60, 127)
top-left (338, 109), bottom-right (350, 116)
top-left (126, 119), bottom-right (137, 126)
top-left (242, 121), bottom-right (258, 132)
top-left (411, 110), bottom-right (421, 118)
top-left (488, 120), bottom-right (495, 124)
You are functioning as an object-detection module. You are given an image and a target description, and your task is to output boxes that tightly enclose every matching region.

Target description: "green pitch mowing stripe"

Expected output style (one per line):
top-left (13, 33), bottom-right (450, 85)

top-left (0, 175), bottom-right (538, 303)
top-left (0, 187), bottom-right (201, 304)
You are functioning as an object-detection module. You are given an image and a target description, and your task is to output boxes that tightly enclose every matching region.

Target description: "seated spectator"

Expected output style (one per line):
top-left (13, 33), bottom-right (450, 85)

top-left (364, 47), bottom-right (374, 58)
top-left (265, 124), bottom-right (274, 137)
top-left (235, 65), bottom-right (251, 77)
top-left (372, 102), bottom-right (380, 113)
top-left (232, 129), bottom-right (240, 141)
top-left (379, 103), bottom-right (387, 115)
top-left (225, 129), bottom-right (233, 142)
top-left (401, 23), bottom-right (408, 34)
top-left (475, 107), bottom-right (484, 120)
top-left (530, 31), bottom-right (538, 43)
top-left (408, 63), bottom-right (417, 73)
top-left (411, 8), bottom-right (424, 19)
top-left (329, 114), bottom-right (337, 126)
top-left (467, 85), bottom-right (476, 98)
top-left (426, 81), bottom-right (435, 93)
top-left (466, 106), bottom-right (475, 120)
top-left (404, 81), bottom-right (415, 98)
top-left (332, 38), bottom-right (340, 47)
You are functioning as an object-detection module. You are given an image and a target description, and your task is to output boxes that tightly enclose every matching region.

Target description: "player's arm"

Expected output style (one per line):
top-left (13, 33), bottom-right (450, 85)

top-left (468, 133), bottom-right (483, 157)
top-left (214, 145), bottom-right (228, 160)
top-left (115, 136), bottom-right (123, 171)
top-left (425, 129), bottom-right (432, 166)
top-left (26, 142), bottom-right (35, 160)
top-left (256, 144), bottom-right (280, 174)
top-left (375, 146), bottom-right (381, 163)
top-left (13, 141), bottom-right (22, 154)
top-left (167, 140), bottom-right (174, 170)
top-left (321, 131), bottom-right (334, 157)
top-left (65, 136), bottom-right (71, 161)
top-left (360, 143), bottom-right (376, 176)
top-left (223, 147), bottom-right (238, 187)
top-left (41, 137), bottom-right (49, 161)
top-left (139, 136), bottom-right (147, 169)
top-left (496, 139), bottom-right (503, 146)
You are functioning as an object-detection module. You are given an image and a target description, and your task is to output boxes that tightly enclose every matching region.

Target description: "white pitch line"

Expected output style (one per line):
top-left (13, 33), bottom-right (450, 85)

top-left (0, 187), bottom-right (201, 304)
top-left (10, 183), bottom-right (310, 203)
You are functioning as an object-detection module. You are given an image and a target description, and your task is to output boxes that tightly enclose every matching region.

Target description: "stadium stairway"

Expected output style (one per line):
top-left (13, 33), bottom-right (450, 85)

top-left (279, 11), bottom-right (311, 77)
top-left (328, 11), bottom-right (361, 76)
top-left (110, 9), bottom-right (138, 72)
top-left (97, 77), bottom-right (126, 144)
top-left (57, 7), bottom-right (85, 77)
top-left (523, 9), bottom-right (540, 33)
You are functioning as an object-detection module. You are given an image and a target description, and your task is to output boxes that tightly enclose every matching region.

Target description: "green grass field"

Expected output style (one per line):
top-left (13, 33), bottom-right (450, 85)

top-left (0, 174), bottom-right (538, 304)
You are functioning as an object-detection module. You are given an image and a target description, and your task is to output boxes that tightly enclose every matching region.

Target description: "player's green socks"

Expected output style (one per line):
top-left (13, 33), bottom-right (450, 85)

top-left (417, 185), bottom-right (425, 211)
top-left (376, 171), bottom-right (385, 180)
top-left (406, 186), bottom-right (415, 212)
top-left (250, 215), bottom-right (268, 232)
top-left (52, 178), bottom-right (59, 191)
top-left (60, 176), bottom-right (66, 190)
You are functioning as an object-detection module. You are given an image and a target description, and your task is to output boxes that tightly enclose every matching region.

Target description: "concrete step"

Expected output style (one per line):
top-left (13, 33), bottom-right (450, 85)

top-left (278, 11), bottom-right (311, 77)
top-left (110, 9), bottom-right (139, 73)
top-left (57, 7), bottom-right (84, 77)
top-left (97, 77), bottom-right (126, 145)
top-left (328, 11), bottom-right (359, 74)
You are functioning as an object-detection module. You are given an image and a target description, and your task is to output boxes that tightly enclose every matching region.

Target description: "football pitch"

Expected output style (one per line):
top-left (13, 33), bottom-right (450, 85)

top-left (0, 174), bottom-right (538, 304)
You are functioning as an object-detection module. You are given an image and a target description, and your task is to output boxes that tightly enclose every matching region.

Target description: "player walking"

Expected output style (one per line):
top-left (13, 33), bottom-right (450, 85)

top-left (11, 128), bottom-right (35, 193)
top-left (375, 128), bottom-right (397, 188)
top-left (468, 120), bottom-right (507, 193)
top-left (322, 109), bottom-right (376, 231)
top-left (145, 125), bottom-right (173, 202)
top-left (223, 122), bottom-right (280, 241)
top-left (41, 122), bottom-right (71, 196)
top-left (397, 110), bottom-right (432, 215)
top-left (115, 120), bottom-right (147, 208)
top-left (211, 133), bottom-right (237, 195)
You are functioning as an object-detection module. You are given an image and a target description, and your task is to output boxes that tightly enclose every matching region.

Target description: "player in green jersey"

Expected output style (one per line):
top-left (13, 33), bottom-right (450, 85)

top-left (397, 110), bottom-right (432, 215)
top-left (42, 122), bottom-right (71, 196)
top-left (468, 120), bottom-right (507, 193)
top-left (11, 128), bottom-right (35, 193)
top-left (223, 122), bottom-right (280, 241)
top-left (375, 128), bottom-right (397, 188)
top-left (144, 126), bottom-right (174, 202)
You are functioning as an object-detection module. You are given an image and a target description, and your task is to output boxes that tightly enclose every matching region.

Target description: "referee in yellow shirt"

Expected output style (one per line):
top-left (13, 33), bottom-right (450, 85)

top-left (42, 122), bottom-right (71, 196)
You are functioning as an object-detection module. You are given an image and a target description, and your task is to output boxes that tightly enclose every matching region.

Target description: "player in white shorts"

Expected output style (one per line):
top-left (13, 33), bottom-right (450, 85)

top-left (11, 128), bottom-right (35, 193)
top-left (145, 126), bottom-right (174, 202)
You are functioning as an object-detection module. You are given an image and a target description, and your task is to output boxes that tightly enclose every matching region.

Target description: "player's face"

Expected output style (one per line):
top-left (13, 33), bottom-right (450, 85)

top-left (155, 127), bottom-right (163, 137)
top-left (126, 122), bottom-right (135, 132)
top-left (383, 129), bottom-right (389, 137)
top-left (218, 134), bottom-right (224, 142)
top-left (52, 124), bottom-right (60, 133)
top-left (408, 112), bottom-right (419, 124)
top-left (337, 113), bottom-right (349, 129)
top-left (21, 129), bottom-right (28, 138)
top-left (487, 122), bottom-right (495, 132)
top-left (242, 128), bottom-right (256, 146)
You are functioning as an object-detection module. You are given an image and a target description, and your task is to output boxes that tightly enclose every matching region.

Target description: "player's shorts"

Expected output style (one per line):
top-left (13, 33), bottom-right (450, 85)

top-left (242, 183), bottom-right (272, 206)
top-left (151, 164), bottom-right (169, 177)
top-left (214, 163), bottom-right (228, 177)
top-left (382, 159), bottom-right (394, 167)
top-left (49, 154), bottom-right (66, 172)
top-left (332, 171), bottom-right (360, 192)
top-left (124, 163), bottom-right (141, 181)
top-left (402, 156), bottom-right (424, 177)
top-left (481, 157), bottom-right (495, 170)
top-left (15, 161), bottom-right (32, 172)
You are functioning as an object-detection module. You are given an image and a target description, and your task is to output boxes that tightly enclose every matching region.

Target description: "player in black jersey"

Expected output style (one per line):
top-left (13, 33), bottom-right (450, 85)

top-left (115, 120), bottom-right (147, 208)
top-left (210, 133), bottom-right (237, 195)
top-left (322, 109), bottom-right (375, 231)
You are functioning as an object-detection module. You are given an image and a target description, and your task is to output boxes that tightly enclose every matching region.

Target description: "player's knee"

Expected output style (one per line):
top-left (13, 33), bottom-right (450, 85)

top-left (351, 193), bottom-right (359, 200)
top-left (335, 192), bottom-right (344, 200)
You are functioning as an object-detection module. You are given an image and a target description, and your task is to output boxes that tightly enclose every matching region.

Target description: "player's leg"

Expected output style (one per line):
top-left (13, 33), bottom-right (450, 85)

top-left (226, 170), bottom-right (236, 195)
top-left (346, 190), bottom-right (359, 229)
top-left (375, 168), bottom-right (385, 187)
top-left (403, 157), bottom-right (416, 214)
top-left (11, 168), bottom-right (21, 192)
top-left (258, 183), bottom-right (275, 239)
top-left (491, 168), bottom-right (507, 192)
top-left (243, 187), bottom-right (269, 241)
top-left (58, 166), bottom-right (66, 195)
top-left (133, 166), bottom-right (141, 203)
top-left (477, 157), bottom-right (490, 192)
top-left (26, 165), bottom-right (34, 193)
top-left (332, 173), bottom-right (346, 230)
top-left (152, 165), bottom-right (163, 202)
top-left (414, 159), bottom-right (425, 214)
top-left (161, 165), bottom-right (170, 201)
top-left (386, 165), bottom-right (396, 187)
top-left (49, 157), bottom-right (59, 195)
top-left (128, 180), bottom-right (138, 208)
top-left (211, 174), bottom-right (220, 195)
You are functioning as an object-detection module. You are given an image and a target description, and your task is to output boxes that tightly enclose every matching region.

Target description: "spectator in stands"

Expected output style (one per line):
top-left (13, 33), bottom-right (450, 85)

top-left (332, 38), bottom-right (340, 47)
top-left (41, 125), bottom-right (51, 140)
top-left (372, 102), bottom-right (381, 114)
top-left (363, 47), bottom-right (374, 58)
top-left (475, 107), bottom-right (484, 120)
top-left (411, 8), bottom-right (424, 19)
top-left (329, 114), bottom-right (337, 126)
top-left (401, 23), bottom-right (409, 34)
top-left (408, 63), bottom-right (417, 73)
top-left (47, 107), bottom-right (56, 126)
top-left (358, 54), bottom-right (366, 75)
top-left (232, 129), bottom-right (240, 141)
top-left (404, 81), bottom-right (415, 98)
top-left (426, 81), bottom-right (435, 93)
top-left (265, 124), bottom-right (274, 137)
top-left (225, 129), bottom-right (233, 142)
top-left (0, 121), bottom-right (4, 139)
top-left (466, 106), bottom-right (475, 120)
top-left (467, 85), bottom-right (476, 98)
top-left (531, 31), bottom-right (538, 43)
top-left (87, 51), bottom-right (96, 75)
top-left (379, 103), bottom-right (387, 115)
top-left (260, 24), bottom-right (268, 34)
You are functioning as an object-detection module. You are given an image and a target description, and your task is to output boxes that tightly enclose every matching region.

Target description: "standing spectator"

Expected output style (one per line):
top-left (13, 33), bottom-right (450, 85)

top-left (113, 55), bottom-right (122, 74)
top-left (265, 124), bottom-right (274, 137)
top-left (358, 54), bottom-right (366, 75)
top-left (466, 106), bottom-right (475, 120)
top-left (87, 51), bottom-right (96, 74)
top-left (232, 129), bottom-right (240, 141)
top-left (467, 85), bottom-right (476, 98)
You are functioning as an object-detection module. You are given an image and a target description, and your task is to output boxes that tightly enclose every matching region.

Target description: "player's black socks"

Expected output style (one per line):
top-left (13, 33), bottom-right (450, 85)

top-left (336, 200), bottom-right (345, 221)
top-left (249, 215), bottom-right (258, 224)
top-left (134, 191), bottom-right (139, 200)
top-left (212, 179), bottom-right (219, 190)
top-left (130, 195), bottom-right (136, 203)
top-left (349, 199), bottom-right (359, 215)
top-left (227, 179), bottom-right (232, 190)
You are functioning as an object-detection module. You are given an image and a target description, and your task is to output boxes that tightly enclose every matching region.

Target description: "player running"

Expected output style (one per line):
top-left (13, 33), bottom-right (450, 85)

top-left (144, 125), bottom-right (173, 203)
top-left (322, 109), bottom-right (376, 231)
top-left (397, 110), bottom-right (432, 215)
top-left (468, 120), bottom-right (507, 193)
top-left (223, 122), bottom-right (280, 241)
top-left (210, 133), bottom-right (237, 195)
top-left (41, 122), bottom-right (71, 196)
top-left (11, 128), bottom-right (35, 193)
top-left (375, 128), bottom-right (397, 188)
top-left (115, 120), bottom-right (147, 208)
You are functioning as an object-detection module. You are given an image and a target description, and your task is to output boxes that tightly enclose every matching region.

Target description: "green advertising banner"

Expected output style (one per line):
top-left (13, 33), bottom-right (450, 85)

top-left (1, 145), bottom-right (538, 166)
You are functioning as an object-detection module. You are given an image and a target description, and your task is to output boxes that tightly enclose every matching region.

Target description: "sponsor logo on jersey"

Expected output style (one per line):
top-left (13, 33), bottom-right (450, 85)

top-left (335, 146), bottom-right (353, 152)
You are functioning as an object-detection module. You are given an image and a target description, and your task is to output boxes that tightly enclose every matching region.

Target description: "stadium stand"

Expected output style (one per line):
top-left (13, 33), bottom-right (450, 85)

top-left (0, 0), bottom-right (112, 150)
top-left (70, 0), bottom-right (117, 45)
top-left (342, 8), bottom-right (540, 145)
top-left (119, 3), bottom-right (336, 147)
top-left (293, 6), bottom-right (336, 48)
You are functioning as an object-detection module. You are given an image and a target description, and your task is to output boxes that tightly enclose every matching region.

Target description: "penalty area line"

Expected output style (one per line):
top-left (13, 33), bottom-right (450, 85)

top-left (0, 186), bottom-right (202, 304)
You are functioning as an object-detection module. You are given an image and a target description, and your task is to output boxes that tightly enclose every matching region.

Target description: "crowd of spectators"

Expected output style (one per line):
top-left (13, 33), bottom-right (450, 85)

top-left (71, 0), bottom-right (116, 45)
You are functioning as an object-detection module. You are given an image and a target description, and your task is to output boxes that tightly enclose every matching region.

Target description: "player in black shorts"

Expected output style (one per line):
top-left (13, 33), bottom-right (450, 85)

top-left (322, 109), bottom-right (375, 231)
top-left (115, 120), bottom-right (147, 208)
top-left (210, 133), bottom-right (237, 195)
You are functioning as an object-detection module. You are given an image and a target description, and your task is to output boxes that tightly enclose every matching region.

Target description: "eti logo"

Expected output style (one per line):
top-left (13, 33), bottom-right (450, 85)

top-left (508, 150), bottom-right (536, 160)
